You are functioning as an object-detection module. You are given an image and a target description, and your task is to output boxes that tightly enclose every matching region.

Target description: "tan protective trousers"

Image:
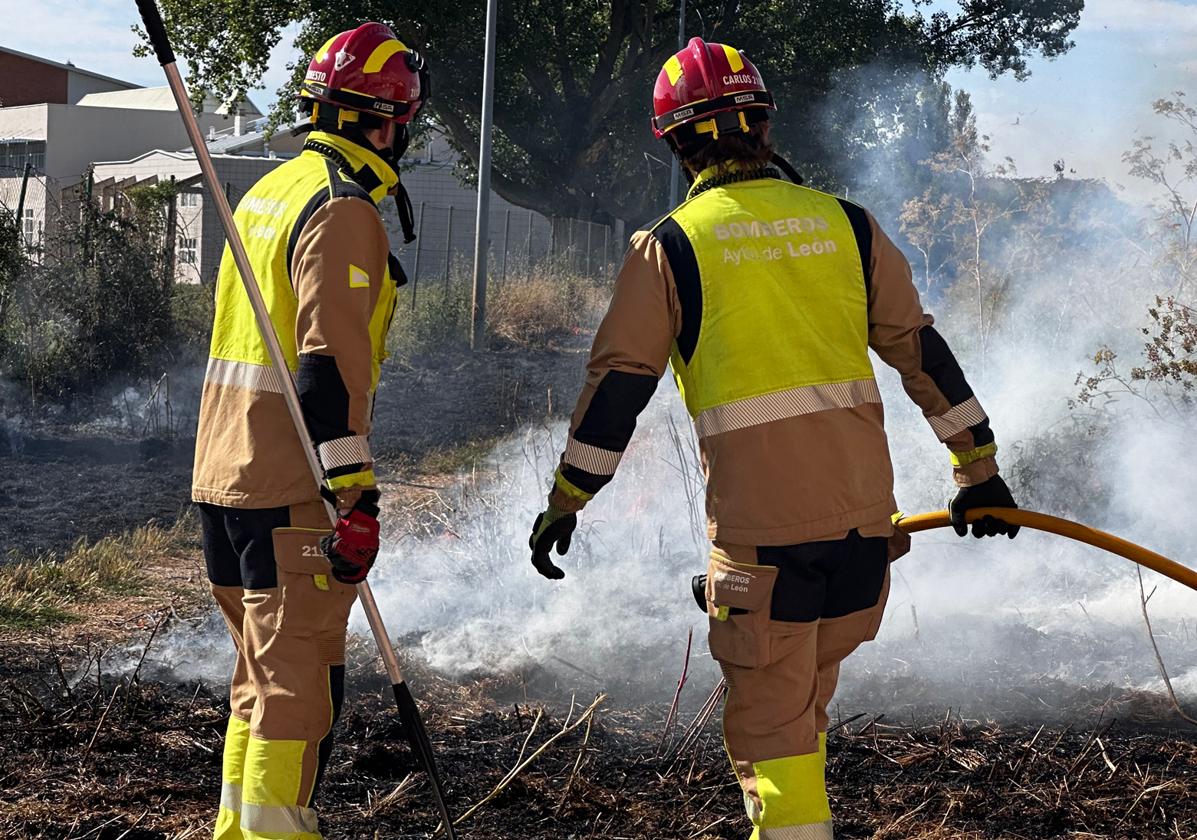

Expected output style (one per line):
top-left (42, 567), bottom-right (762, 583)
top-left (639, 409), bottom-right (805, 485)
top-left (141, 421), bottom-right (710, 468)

top-left (201, 501), bottom-right (358, 840)
top-left (705, 529), bottom-right (897, 840)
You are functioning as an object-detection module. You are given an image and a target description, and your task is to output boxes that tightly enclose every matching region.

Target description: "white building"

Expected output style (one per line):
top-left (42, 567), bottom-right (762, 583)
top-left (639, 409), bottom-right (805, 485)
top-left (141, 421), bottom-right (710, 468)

top-left (0, 66), bottom-right (263, 250)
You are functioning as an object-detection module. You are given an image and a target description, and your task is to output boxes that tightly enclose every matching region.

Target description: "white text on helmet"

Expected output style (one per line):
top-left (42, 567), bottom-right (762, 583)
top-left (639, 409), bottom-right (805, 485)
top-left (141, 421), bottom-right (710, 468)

top-left (723, 74), bottom-right (761, 86)
top-left (306, 70), bottom-right (327, 82)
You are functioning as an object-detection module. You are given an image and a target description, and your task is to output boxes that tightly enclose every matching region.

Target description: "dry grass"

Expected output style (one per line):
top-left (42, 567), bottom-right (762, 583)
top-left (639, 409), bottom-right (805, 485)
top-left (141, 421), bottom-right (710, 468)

top-left (0, 515), bottom-right (196, 630)
top-left (391, 268), bottom-right (608, 357)
top-left (486, 269), bottom-right (608, 347)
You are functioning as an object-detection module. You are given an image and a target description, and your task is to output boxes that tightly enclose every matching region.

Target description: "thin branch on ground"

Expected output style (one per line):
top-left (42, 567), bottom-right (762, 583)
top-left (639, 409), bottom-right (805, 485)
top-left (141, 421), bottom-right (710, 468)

top-left (1136, 566), bottom-right (1197, 727)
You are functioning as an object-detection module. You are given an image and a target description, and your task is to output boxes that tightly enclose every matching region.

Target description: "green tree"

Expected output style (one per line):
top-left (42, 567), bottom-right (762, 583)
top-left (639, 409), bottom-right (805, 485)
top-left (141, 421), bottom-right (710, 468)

top-left (147, 0), bottom-right (1082, 224)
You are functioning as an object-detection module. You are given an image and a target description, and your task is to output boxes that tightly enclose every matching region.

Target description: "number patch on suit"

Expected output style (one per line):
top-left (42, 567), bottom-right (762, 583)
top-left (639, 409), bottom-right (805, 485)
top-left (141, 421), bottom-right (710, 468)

top-left (302, 544), bottom-right (324, 557)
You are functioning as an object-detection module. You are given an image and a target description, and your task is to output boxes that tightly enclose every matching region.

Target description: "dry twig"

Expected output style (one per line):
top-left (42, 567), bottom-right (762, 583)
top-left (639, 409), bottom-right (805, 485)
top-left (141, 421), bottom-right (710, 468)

top-left (1136, 566), bottom-right (1197, 727)
top-left (452, 694), bottom-right (607, 828)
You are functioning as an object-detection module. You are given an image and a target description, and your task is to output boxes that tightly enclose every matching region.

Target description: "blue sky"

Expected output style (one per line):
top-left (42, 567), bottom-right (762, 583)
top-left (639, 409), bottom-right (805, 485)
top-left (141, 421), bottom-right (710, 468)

top-left (3, 0), bottom-right (1194, 197)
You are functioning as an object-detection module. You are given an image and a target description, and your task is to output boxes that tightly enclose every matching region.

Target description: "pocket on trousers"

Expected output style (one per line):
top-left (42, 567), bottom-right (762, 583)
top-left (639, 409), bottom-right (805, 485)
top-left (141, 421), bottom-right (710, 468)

top-left (271, 527), bottom-right (357, 659)
top-left (705, 551), bottom-right (778, 669)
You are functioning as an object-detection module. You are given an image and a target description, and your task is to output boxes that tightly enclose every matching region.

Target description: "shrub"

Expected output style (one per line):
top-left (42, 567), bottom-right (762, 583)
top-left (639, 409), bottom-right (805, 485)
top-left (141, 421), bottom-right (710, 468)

top-left (388, 266), bottom-right (609, 358)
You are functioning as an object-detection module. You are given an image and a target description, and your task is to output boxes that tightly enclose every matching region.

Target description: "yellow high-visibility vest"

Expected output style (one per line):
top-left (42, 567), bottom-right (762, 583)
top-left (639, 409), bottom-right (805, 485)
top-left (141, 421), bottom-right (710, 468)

top-left (657, 168), bottom-right (876, 438)
top-left (207, 130), bottom-right (398, 393)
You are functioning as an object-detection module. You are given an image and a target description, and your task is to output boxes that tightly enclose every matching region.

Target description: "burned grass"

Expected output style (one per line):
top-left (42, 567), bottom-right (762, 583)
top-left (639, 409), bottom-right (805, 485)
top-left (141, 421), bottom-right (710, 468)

top-left (1, 630), bottom-right (1194, 840)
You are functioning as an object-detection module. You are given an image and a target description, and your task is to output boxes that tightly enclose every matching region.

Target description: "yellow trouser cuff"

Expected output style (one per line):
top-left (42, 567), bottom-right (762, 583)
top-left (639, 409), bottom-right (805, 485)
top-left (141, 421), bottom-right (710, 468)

top-left (240, 735), bottom-right (321, 838)
top-left (949, 441), bottom-right (998, 467)
top-left (214, 805), bottom-right (244, 840)
top-left (751, 747), bottom-right (832, 829)
top-left (223, 716), bottom-right (252, 784)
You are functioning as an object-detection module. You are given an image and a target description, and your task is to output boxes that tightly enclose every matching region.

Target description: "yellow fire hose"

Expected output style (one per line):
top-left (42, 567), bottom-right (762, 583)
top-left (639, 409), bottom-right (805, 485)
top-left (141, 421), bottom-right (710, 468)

top-left (895, 508), bottom-right (1197, 594)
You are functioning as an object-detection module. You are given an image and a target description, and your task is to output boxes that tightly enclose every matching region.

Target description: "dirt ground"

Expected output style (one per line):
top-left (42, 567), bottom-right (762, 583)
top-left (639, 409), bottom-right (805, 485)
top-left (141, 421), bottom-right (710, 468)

top-left (0, 344), bottom-right (587, 557)
top-left (3, 342), bottom-right (1197, 839)
top-left (2, 616), bottom-right (1195, 840)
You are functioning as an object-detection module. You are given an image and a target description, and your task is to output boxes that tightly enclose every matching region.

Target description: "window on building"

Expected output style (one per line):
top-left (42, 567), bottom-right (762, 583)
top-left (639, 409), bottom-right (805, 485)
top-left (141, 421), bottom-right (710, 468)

top-left (21, 208), bottom-right (41, 246)
top-left (178, 191), bottom-right (199, 207)
top-left (0, 141), bottom-right (47, 174)
top-left (178, 236), bottom-right (198, 265)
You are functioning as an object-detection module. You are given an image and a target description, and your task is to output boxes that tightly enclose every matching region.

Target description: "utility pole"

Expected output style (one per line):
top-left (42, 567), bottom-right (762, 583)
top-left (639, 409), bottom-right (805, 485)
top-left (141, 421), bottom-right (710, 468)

top-left (667, 0), bottom-right (685, 209)
top-left (470, 0), bottom-right (499, 351)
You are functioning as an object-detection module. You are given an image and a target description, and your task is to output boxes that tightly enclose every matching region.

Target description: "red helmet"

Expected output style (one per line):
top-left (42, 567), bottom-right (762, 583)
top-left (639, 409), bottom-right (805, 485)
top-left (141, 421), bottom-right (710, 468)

top-left (299, 23), bottom-right (427, 124)
top-left (652, 38), bottom-right (774, 139)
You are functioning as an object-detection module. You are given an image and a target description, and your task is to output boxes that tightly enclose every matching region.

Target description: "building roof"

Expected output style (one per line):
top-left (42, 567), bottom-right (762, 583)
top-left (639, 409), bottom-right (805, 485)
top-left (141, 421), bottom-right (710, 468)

top-left (91, 147), bottom-right (285, 168)
top-left (0, 45), bottom-right (138, 90)
top-left (77, 86), bottom-right (263, 117)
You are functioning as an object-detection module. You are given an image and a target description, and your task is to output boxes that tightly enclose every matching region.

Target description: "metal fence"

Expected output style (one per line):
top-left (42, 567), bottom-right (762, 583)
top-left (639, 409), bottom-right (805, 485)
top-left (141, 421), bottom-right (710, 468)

top-left (388, 202), bottom-right (618, 287)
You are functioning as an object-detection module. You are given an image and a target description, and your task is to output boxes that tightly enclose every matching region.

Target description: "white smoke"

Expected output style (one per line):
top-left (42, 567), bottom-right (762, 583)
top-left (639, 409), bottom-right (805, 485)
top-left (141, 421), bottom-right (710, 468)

top-left (124, 62), bottom-right (1197, 722)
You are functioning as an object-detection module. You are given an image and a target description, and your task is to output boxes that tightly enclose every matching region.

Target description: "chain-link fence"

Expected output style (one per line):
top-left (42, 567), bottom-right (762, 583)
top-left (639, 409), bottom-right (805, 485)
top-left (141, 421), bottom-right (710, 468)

top-left (390, 202), bottom-right (618, 288)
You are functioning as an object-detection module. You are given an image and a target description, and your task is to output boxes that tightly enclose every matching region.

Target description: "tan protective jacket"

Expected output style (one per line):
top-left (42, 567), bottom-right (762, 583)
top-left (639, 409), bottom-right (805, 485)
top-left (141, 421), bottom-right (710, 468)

top-left (552, 166), bottom-right (999, 546)
top-left (192, 132), bottom-right (400, 509)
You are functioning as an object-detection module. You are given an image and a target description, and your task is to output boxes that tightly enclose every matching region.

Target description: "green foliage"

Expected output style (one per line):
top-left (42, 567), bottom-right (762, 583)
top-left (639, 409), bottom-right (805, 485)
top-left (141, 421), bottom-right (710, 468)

top-left (150, 0), bottom-right (1082, 225)
top-left (0, 189), bottom-right (208, 411)
top-left (0, 210), bottom-right (23, 333)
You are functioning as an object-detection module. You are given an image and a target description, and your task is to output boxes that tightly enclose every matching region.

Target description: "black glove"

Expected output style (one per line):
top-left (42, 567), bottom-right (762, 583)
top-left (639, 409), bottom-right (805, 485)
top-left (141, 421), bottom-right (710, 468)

top-left (528, 505), bottom-right (577, 580)
top-left (949, 475), bottom-right (1020, 539)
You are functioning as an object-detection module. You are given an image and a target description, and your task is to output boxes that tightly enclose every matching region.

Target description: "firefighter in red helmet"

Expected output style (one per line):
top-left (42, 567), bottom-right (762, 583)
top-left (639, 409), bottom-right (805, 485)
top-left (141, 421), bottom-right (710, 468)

top-left (193, 22), bottom-right (427, 840)
top-left (529, 37), bottom-right (1018, 840)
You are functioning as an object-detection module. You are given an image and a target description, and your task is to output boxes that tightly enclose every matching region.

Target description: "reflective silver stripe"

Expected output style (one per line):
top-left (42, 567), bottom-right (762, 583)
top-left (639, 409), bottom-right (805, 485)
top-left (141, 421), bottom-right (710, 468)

top-left (240, 802), bottom-right (319, 835)
top-left (318, 435), bottom-right (372, 470)
top-left (219, 782), bottom-right (242, 813)
top-left (204, 357), bottom-right (287, 394)
top-left (563, 437), bottom-right (623, 476)
top-left (694, 379), bottom-right (881, 438)
top-left (760, 820), bottom-right (835, 839)
top-left (926, 395), bottom-right (987, 441)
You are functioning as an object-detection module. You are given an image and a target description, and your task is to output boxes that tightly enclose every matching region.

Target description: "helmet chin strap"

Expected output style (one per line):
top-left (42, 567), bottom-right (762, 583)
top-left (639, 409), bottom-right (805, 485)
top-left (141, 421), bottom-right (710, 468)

top-left (300, 112), bottom-right (420, 245)
top-left (379, 125), bottom-right (418, 244)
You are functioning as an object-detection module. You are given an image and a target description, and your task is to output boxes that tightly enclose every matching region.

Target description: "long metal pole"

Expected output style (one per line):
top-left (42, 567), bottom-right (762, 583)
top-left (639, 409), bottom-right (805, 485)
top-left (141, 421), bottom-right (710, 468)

top-left (667, 0), bottom-right (685, 208)
top-left (132, 3), bottom-right (455, 835)
top-left (470, 0), bottom-right (499, 351)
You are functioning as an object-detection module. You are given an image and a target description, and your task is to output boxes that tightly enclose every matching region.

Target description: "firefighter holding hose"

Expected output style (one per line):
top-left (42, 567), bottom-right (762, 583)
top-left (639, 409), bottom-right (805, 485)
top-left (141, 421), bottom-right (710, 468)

top-left (191, 23), bottom-right (427, 840)
top-left (528, 38), bottom-right (1019, 840)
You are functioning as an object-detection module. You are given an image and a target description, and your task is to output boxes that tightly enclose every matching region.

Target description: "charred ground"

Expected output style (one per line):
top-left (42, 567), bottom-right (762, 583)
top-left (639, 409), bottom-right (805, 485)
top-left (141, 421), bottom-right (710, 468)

top-left (2, 621), bottom-right (1195, 840)
top-left (3, 340), bottom-right (1197, 839)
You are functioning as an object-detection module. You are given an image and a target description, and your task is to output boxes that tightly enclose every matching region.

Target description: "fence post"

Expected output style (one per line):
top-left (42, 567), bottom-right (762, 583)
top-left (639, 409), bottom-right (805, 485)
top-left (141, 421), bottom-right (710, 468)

top-left (14, 162), bottom-right (32, 246)
top-left (411, 201), bottom-right (426, 310)
top-left (444, 205), bottom-right (454, 287)
top-left (549, 216), bottom-right (556, 261)
top-left (501, 207), bottom-right (511, 284)
top-left (603, 224), bottom-right (610, 275)
top-left (526, 211), bottom-right (534, 274)
top-left (568, 217), bottom-right (575, 272)
top-left (585, 220), bottom-right (593, 277)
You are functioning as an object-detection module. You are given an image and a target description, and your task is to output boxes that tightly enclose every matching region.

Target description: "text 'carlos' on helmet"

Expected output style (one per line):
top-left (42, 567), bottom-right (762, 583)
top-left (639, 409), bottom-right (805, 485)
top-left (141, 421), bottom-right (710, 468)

top-left (299, 22), bottom-right (429, 126)
top-left (652, 37), bottom-right (774, 141)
